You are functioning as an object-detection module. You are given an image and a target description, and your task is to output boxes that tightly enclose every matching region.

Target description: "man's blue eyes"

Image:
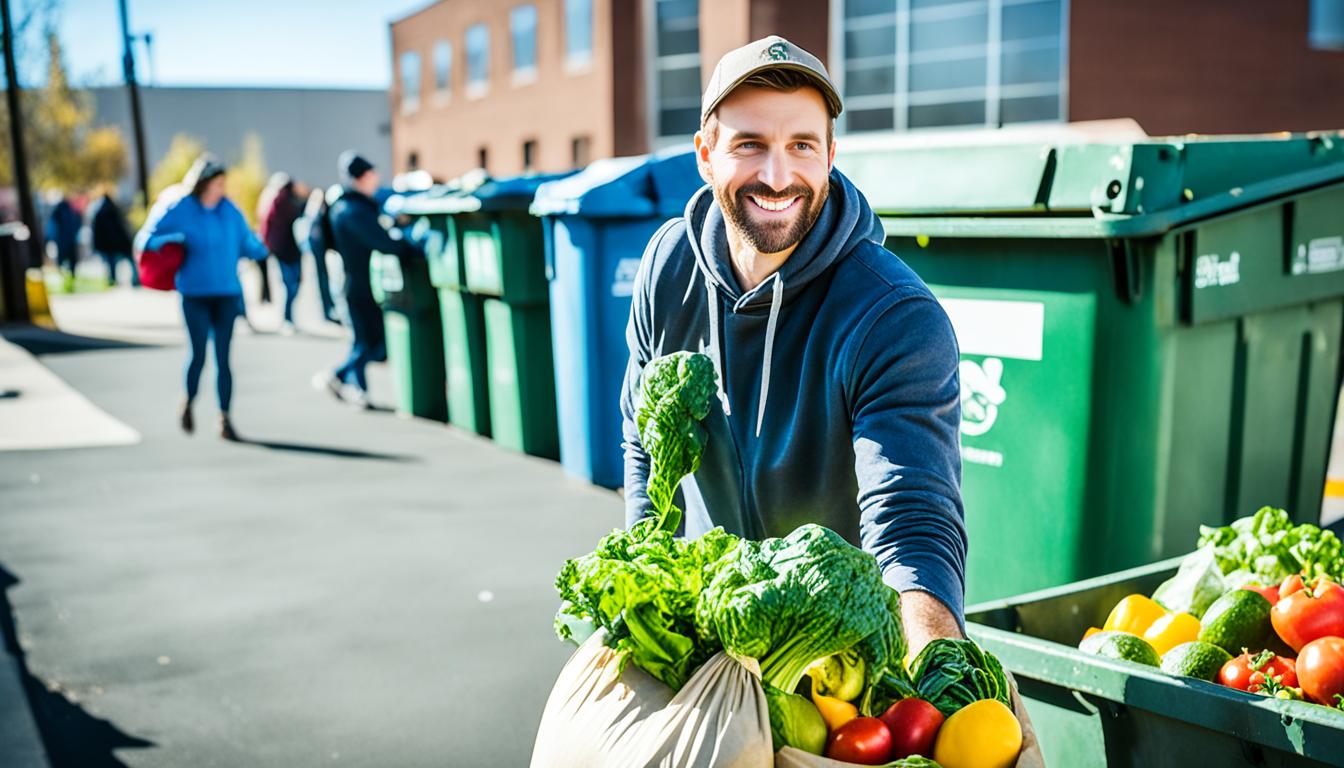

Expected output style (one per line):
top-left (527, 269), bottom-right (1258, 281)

top-left (736, 142), bottom-right (814, 151)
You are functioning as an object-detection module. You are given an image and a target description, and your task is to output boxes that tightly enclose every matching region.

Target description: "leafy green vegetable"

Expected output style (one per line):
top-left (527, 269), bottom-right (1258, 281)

top-left (1152, 546), bottom-right (1227, 617)
top-left (763, 682), bottom-right (828, 754)
top-left (635, 351), bottom-right (718, 533)
top-left (886, 758), bottom-right (943, 768)
top-left (909, 638), bottom-right (1010, 718)
top-left (854, 586), bottom-right (917, 716)
top-left (554, 526), bottom-right (740, 690)
top-left (695, 524), bottom-right (889, 695)
top-left (1198, 506), bottom-right (1344, 585)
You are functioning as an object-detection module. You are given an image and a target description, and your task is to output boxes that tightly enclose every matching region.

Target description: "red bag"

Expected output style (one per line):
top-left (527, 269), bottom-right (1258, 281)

top-left (138, 241), bottom-right (185, 291)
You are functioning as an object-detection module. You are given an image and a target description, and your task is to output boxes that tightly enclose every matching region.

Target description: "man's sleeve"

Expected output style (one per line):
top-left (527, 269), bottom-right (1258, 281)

top-left (850, 293), bottom-right (969, 621)
top-left (350, 207), bottom-right (418, 258)
top-left (620, 219), bottom-right (680, 528)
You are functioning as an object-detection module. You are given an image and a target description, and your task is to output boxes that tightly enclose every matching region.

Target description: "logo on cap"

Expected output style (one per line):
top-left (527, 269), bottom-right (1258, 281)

top-left (762, 42), bottom-right (789, 62)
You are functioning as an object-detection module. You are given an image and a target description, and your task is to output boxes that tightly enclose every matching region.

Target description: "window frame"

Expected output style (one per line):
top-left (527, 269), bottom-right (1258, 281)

top-left (564, 0), bottom-right (594, 70)
top-left (1310, 0), bottom-right (1344, 50)
top-left (830, 0), bottom-right (1070, 134)
top-left (465, 23), bottom-right (491, 99)
top-left (646, 0), bottom-right (704, 146)
top-left (432, 40), bottom-right (453, 104)
top-left (399, 49), bottom-right (422, 115)
top-left (510, 4), bottom-right (540, 85)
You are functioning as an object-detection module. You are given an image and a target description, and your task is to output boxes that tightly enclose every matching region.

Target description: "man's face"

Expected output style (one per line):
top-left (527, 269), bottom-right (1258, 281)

top-left (695, 85), bottom-right (836, 256)
top-left (356, 169), bottom-right (381, 196)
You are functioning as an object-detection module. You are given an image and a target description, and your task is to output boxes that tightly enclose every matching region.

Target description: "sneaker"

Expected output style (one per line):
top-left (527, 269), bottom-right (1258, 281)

top-left (179, 402), bottom-right (194, 434)
top-left (345, 386), bottom-right (373, 410)
top-left (312, 371), bottom-right (346, 401)
top-left (219, 415), bottom-right (240, 442)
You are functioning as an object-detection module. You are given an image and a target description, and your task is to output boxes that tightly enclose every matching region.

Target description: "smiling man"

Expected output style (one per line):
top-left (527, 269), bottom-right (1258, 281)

top-left (620, 36), bottom-right (967, 652)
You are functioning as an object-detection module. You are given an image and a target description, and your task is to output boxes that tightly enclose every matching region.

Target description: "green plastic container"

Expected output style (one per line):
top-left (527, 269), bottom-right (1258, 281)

top-left (483, 297), bottom-right (559, 459)
top-left (966, 558), bottom-right (1344, 768)
top-left (438, 287), bottom-right (491, 436)
top-left (835, 132), bottom-right (1344, 603)
top-left (370, 249), bottom-right (446, 422)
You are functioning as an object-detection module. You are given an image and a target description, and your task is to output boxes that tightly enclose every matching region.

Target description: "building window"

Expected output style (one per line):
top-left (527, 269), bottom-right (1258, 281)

top-left (408, 151), bottom-right (420, 170)
top-left (1312, 0), bottom-right (1344, 49)
top-left (836, 0), bottom-right (1067, 132)
top-left (466, 23), bottom-right (490, 96)
top-left (433, 41), bottom-right (452, 98)
top-left (511, 4), bottom-right (539, 80)
top-left (571, 135), bottom-right (592, 168)
top-left (652, 0), bottom-right (702, 140)
top-left (478, 146), bottom-right (489, 171)
top-left (523, 139), bottom-right (538, 172)
top-left (565, 0), bottom-right (594, 67)
top-left (399, 50), bottom-right (421, 114)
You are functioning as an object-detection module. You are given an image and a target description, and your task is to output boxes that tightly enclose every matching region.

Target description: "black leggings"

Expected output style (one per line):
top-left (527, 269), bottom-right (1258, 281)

top-left (181, 295), bottom-right (240, 412)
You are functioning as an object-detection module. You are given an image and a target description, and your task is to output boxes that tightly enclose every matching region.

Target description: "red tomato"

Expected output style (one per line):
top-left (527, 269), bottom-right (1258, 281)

top-left (1271, 579), bottom-right (1344, 652)
top-left (1298, 636), bottom-right (1344, 706)
top-left (1242, 584), bottom-right (1281, 606)
top-left (878, 698), bottom-right (944, 760)
top-left (1218, 652), bottom-right (1297, 693)
top-left (826, 717), bottom-right (894, 765)
top-left (1280, 574), bottom-right (1306, 599)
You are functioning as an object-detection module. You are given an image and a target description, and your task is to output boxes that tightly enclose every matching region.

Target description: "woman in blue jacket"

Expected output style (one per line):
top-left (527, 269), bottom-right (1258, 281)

top-left (143, 155), bottom-right (268, 440)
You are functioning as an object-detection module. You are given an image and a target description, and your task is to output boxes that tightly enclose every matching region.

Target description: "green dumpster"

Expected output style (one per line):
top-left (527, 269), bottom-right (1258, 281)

top-left (836, 132), bottom-right (1344, 604)
top-left (403, 200), bottom-right (493, 436)
top-left (425, 173), bottom-right (572, 459)
top-left (370, 247), bottom-right (446, 422)
top-left (965, 558), bottom-right (1344, 767)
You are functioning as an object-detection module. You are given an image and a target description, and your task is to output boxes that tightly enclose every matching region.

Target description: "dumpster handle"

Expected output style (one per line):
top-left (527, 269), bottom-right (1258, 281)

top-left (1108, 238), bottom-right (1143, 305)
top-left (542, 218), bottom-right (556, 282)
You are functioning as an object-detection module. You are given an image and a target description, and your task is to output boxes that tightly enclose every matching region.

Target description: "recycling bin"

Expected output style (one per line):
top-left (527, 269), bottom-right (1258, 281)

top-left (965, 558), bottom-right (1344, 767)
top-left (834, 132), bottom-right (1344, 604)
top-left (426, 173), bottom-right (574, 458)
top-left (531, 148), bottom-right (703, 488)
top-left (370, 247), bottom-right (446, 422)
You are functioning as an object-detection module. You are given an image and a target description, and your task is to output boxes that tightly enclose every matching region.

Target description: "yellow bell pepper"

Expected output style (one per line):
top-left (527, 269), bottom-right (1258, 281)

top-left (1102, 594), bottom-right (1167, 636)
top-left (933, 698), bottom-right (1023, 768)
top-left (811, 692), bottom-right (857, 732)
top-left (1082, 626), bottom-right (1103, 641)
top-left (1141, 611), bottom-right (1200, 656)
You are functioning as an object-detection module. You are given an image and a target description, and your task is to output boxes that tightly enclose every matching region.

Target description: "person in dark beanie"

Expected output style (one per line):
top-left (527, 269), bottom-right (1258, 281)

top-left (89, 188), bottom-right (138, 287)
top-left (142, 154), bottom-right (269, 440)
top-left (314, 151), bottom-right (418, 407)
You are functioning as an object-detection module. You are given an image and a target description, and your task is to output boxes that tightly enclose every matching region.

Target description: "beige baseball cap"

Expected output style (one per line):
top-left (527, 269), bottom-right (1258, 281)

top-left (701, 35), bottom-right (843, 124)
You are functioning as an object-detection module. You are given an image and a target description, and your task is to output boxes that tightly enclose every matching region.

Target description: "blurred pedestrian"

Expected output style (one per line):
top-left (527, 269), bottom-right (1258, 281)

top-left (142, 154), bottom-right (269, 441)
top-left (314, 151), bottom-right (418, 408)
top-left (88, 188), bottom-right (139, 287)
top-left (258, 172), bottom-right (304, 334)
top-left (45, 191), bottom-right (82, 292)
top-left (297, 186), bottom-right (340, 323)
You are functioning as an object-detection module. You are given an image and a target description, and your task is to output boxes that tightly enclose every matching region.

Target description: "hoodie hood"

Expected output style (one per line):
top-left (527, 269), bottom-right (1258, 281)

top-left (685, 167), bottom-right (885, 433)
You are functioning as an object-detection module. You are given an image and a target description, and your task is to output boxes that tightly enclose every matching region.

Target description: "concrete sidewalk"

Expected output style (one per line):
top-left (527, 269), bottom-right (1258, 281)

top-left (0, 291), bottom-right (621, 767)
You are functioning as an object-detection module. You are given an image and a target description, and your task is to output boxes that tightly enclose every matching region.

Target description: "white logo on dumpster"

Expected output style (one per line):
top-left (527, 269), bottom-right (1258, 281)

top-left (959, 358), bottom-right (1005, 437)
top-left (1194, 251), bottom-right (1240, 289)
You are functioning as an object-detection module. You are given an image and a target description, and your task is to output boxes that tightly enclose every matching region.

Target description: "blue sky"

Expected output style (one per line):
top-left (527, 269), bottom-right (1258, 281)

top-left (51, 0), bottom-right (428, 89)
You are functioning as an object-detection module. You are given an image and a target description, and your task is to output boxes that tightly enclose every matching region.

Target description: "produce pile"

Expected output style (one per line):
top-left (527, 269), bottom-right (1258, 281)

top-left (1077, 506), bottom-right (1344, 712)
top-left (542, 352), bottom-right (1027, 768)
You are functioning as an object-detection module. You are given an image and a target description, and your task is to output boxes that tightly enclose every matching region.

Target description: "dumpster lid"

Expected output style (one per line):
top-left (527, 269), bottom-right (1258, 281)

top-left (531, 146), bottom-right (702, 219)
top-left (400, 170), bottom-right (576, 215)
top-left (837, 128), bottom-right (1344, 221)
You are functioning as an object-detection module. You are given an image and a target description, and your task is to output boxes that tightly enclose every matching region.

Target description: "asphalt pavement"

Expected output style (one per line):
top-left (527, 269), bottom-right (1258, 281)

top-left (0, 287), bottom-right (621, 767)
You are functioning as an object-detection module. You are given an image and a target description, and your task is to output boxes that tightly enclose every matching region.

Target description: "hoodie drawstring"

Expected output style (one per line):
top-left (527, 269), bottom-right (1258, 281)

top-left (756, 274), bottom-right (784, 437)
top-left (706, 281), bottom-right (731, 416)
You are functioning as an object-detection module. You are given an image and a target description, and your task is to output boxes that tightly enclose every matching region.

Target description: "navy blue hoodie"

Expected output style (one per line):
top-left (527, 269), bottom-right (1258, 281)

top-left (621, 169), bottom-right (969, 619)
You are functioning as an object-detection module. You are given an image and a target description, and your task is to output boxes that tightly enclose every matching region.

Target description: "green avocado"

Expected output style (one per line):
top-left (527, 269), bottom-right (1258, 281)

top-left (1079, 631), bottom-right (1161, 666)
top-left (1160, 641), bottom-right (1233, 682)
top-left (1197, 589), bottom-right (1272, 655)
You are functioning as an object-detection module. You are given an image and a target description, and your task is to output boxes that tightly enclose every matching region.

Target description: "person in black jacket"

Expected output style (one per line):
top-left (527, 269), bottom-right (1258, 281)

top-left (258, 173), bottom-right (304, 333)
top-left (89, 190), bottom-right (139, 287)
top-left (314, 151), bottom-right (417, 408)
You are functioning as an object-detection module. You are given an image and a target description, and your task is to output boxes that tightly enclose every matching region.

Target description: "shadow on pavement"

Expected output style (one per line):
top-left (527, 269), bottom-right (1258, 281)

top-left (237, 438), bottom-right (419, 462)
top-left (1, 325), bottom-right (154, 357)
top-left (0, 565), bottom-right (156, 767)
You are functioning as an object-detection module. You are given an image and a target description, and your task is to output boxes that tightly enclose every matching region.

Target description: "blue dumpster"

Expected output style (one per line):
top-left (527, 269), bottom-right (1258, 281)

top-left (531, 148), bottom-right (702, 488)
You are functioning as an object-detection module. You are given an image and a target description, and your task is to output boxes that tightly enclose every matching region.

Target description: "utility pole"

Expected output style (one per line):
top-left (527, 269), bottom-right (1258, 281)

top-left (118, 0), bottom-right (150, 209)
top-left (1, 0), bottom-right (44, 269)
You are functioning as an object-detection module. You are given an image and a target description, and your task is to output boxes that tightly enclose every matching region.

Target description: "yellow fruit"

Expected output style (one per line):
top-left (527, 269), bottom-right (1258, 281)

top-left (1082, 626), bottom-right (1103, 641)
top-left (1103, 594), bottom-right (1167, 635)
top-left (811, 691), bottom-right (858, 732)
top-left (933, 699), bottom-right (1023, 768)
top-left (1141, 611), bottom-right (1200, 656)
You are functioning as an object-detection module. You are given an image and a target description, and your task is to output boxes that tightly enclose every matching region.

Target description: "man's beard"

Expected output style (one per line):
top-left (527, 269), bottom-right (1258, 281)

top-left (718, 180), bottom-right (828, 255)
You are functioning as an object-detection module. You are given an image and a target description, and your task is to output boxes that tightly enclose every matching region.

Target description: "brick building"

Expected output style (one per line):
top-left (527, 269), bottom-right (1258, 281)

top-left (389, 0), bottom-right (1344, 180)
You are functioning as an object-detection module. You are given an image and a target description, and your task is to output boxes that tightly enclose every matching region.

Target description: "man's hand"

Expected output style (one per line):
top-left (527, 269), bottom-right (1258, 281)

top-left (900, 590), bottom-right (963, 657)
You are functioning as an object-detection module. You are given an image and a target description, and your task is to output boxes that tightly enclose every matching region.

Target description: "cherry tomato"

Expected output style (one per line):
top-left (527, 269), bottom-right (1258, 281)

top-left (879, 698), bottom-right (944, 760)
top-left (826, 717), bottom-right (894, 765)
top-left (1271, 578), bottom-right (1344, 652)
top-left (1242, 584), bottom-right (1282, 606)
top-left (1298, 636), bottom-right (1344, 706)
top-left (1218, 652), bottom-right (1297, 693)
